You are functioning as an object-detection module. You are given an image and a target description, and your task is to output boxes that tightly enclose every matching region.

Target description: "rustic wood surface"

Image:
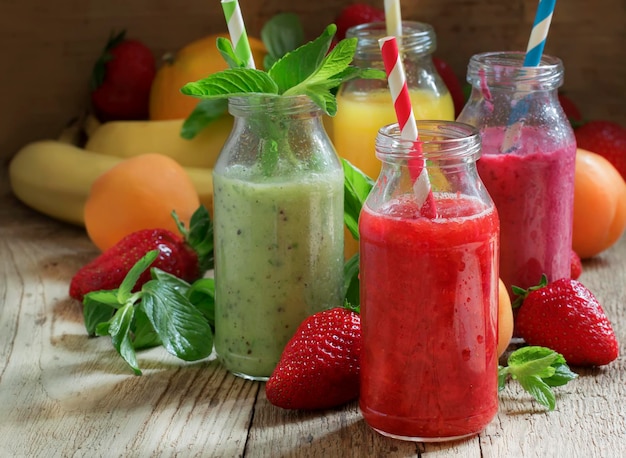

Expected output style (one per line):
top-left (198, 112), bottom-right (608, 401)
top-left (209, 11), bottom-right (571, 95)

top-left (1, 0), bottom-right (625, 164)
top-left (0, 171), bottom-right (625, 457)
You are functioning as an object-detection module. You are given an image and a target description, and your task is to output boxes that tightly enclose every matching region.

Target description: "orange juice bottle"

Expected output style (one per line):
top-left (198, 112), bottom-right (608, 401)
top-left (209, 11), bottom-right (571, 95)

top-left (331, 22), bottom-right (455, 258)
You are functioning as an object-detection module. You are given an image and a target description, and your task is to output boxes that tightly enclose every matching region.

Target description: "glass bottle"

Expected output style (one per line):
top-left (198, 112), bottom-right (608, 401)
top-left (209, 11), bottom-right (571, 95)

top-left (457, 52), bottom-right (576, 293)
top-left (331, 21), bottom-right (455, 258)
top-left (359, 120), bottom-right (499, 442)
top-left (213, 95), bottom-right (345, 381)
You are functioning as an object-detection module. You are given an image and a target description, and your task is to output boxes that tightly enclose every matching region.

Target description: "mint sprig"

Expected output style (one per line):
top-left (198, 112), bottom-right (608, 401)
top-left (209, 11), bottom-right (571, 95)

top-left (180, 24), bottom-right (385, 117)
top-left (261, 13), bottom-right (305, 70)
top-left (83, 250), bottom-right (215, 375)
top-left (499, 346), bottom-right (578, 410)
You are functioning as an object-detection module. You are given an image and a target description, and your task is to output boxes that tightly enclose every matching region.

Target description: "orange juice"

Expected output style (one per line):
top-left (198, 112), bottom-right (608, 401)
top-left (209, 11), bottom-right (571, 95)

top-left (332, 88), bottom-right (455, 258)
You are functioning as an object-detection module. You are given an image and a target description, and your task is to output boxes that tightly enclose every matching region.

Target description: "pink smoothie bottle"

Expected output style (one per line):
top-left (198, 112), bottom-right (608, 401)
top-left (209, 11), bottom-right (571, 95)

top-left (457, 52), bottom-right (576, 293)
top-left (359, 121), bottom-right (499, 442)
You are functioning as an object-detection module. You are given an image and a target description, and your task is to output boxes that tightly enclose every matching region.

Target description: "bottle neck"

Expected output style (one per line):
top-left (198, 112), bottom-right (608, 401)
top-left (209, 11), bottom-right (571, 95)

top-left (348, 21), bottom-right (436, 64)
top-left (228, 95), bottom-right (322, 120)
top-left (466, 51), bottom-right (564, 93)
top-left (376, 121), bottom-right (482, 166)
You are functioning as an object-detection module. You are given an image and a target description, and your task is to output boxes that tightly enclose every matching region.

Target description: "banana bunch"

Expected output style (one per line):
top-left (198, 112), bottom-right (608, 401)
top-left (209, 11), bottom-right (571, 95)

top-left (9, 116), bottom-right (224, 226)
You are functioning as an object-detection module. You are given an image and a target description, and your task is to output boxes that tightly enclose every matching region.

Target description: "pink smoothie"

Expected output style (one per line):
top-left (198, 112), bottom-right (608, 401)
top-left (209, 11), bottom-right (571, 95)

top-left (477, 126), bottom-right (576, 292)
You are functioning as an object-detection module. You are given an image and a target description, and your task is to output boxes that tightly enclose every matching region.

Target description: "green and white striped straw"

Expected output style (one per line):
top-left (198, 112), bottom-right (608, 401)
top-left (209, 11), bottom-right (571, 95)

top-left (221, 0), bottom-right (256, 69)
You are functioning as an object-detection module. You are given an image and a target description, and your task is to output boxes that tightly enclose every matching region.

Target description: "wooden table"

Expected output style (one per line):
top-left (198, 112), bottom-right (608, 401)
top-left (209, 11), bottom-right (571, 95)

top-left (1, 176), bottom-right (625, 458)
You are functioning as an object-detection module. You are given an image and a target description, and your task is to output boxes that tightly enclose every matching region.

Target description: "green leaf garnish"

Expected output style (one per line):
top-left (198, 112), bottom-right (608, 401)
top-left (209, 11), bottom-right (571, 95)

top-left (117, 249), bottom-right (158, 303)
top-left (180, 99), bottom-right (228, 140)
top-left (181, 68), bottom-right (279, 99)
top-left (342, 158), bottom-right (374, 241)
top-left (173, 205), bottom-right (214, 271)
top-left (343, 253), bottom-right (360, 307)
top-left (108, 304), bottom-right (140, 375)
top-left (498, 346), bottom-right (578, 410)
top-left (261, 13), bottom-right (305, 70)
top-left (180, 24), bottom-right (385, 117)
top-left (216, 37), bottom-right (247, 69)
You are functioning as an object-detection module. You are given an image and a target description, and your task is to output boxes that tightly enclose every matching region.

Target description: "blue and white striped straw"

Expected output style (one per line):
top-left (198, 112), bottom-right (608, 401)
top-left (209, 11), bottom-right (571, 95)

top-left (523, 0), bottom-right (557, 67)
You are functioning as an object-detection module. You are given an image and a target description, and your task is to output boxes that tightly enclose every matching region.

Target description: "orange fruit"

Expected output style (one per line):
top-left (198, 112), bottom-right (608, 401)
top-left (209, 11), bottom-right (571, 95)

top-left (573, 148), bottom-right (626, 259)
top-left (497, 278), bottom-right (514, 357)
top-left (149, 34), bottom-right (267, 120)
top-left (84, 153), bottom-right (200, 252)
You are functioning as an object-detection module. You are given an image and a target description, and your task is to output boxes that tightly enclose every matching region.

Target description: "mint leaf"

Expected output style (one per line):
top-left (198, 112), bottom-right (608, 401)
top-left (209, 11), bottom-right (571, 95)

top-left (180, 68), bottom-right (279, 99)
top-left (498, 346), bottom-right (578, 410)
top-left (83, 292), bottom-right (119, 335)
top-left (216, 36), bottom-right (247, 69)
top-left (180, 99), bottom-right (228, 140)
top-left (132, 306), bottom-right (161, 350)
top-left (342, 158), bottom-right (374, 240)
top-left (141, 280), bottom-right (214, 361)
top-left (117, 249), bottom-right (158, 303)
top-left (343, 253), bottom-right (360, 306)
top-left (261, 13), bottom-right (305, 70)
top-left (268, 24), bottom-right (335, 93)
top-left (108, 304), bottom-right (141, 375)
top-left (188, 277), bottom-right (216, 330)
top-left (283, 36), bottom-right (357, 95)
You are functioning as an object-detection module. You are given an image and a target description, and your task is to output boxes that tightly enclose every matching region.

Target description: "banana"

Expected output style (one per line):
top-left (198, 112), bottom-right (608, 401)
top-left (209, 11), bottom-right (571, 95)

top-left (84, 116), bottom-right (232, 168)
top-left (9, 140), bottom-right (214, 226)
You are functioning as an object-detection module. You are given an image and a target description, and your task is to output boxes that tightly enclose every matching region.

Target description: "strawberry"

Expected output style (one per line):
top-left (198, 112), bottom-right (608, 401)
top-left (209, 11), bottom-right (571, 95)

top-left (575, 120), bottom-right (626, 182)
top-left (70, 207), bottom-right (213, 302)
top-left (433, 56), bottom-right (466, 117)
top-left (334, 3), bottom-right (385, 41)
top-left (91, 30), bottom-right (156, 121)
top-left (570, 249), bottom-right (583, 280)
top-left (265, 307), bottom-right (362, 410)
top-left (513, 276), bottom-right (619, 366)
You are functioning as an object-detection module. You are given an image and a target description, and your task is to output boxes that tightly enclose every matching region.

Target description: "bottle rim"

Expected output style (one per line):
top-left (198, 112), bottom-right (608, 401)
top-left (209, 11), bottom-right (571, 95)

top-left (347, 21), bottom-right (436, 58)
top-left (228, 94), bottom-right (322, 117)
top-left (466, 51), bottom-right (564, 90)
top-left (376, 120), bottom-right (482, 163)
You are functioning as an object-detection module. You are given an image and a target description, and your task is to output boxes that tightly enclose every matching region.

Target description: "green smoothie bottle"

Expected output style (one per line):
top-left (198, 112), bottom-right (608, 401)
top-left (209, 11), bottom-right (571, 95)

top-left (213, 94), bottom-right (345, 381)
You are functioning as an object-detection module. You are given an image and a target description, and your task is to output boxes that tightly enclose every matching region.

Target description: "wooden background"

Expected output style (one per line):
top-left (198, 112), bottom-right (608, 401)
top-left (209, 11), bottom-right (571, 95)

top-left (1, 0), bottom-right (625, 165)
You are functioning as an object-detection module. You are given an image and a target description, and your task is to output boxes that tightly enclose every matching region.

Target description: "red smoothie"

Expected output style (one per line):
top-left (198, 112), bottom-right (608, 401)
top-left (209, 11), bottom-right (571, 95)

top-left (359, 195), bottom-right (499, 441)
top-left (477, 126), bottom-right (576, 292)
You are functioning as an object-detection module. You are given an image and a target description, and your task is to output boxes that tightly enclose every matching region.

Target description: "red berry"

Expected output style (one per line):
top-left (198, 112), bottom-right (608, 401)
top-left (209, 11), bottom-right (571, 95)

top-left (69, 229), bottom-right (199, 302)
top-left (575, 120), bottom-right (626, 182)
top-left (334, 4), bottom-right (385, 41)
top-left (515, 278), bottom-right (619, 366)
top-left (91, 31), bottom-right (156, 121)
top-left (266, 307), bottom-right (362, 410)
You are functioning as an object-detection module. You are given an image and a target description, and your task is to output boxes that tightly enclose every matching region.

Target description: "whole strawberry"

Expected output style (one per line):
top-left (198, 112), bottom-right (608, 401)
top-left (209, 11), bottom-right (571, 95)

top-left (91, 30), bottom-right (156, 121)
top-left (70, 207), bottom-right (212, 301)
top-left (265, 307), bottom-right (362, 410)
top-left (513, 276), bottom-right (619, 366)
top-left (575, 120), bottom-right (626, 182)
top-left (334, 4), bottom-right (385, 41)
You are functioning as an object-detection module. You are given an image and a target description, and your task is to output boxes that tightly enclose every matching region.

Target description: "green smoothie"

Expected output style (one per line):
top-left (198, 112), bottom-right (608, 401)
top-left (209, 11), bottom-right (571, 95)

top-left (213, 167), bottom-right (344, 379)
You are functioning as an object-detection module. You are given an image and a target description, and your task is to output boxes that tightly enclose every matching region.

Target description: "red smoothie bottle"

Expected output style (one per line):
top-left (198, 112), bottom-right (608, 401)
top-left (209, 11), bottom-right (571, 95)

top-left (359, 121), bottom-right (499, 442)
top-left (457, 52), bottom-right (576, 293)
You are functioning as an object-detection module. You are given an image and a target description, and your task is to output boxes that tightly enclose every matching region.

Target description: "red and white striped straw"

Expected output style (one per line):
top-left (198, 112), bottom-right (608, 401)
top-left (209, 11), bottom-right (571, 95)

top-left (378, 36), bottom-right (436, 216)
